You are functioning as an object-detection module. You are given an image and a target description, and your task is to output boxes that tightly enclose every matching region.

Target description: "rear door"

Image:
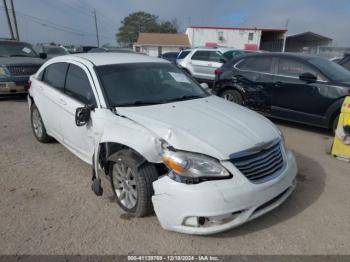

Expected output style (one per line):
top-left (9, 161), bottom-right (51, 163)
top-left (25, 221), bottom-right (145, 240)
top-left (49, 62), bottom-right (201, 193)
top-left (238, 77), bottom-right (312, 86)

top-left (234, 56), bottom-right (274, 111)
top-left (272, 57), bottom-right (330, 120)
top-left (36, 62), bottom-right (69, 141)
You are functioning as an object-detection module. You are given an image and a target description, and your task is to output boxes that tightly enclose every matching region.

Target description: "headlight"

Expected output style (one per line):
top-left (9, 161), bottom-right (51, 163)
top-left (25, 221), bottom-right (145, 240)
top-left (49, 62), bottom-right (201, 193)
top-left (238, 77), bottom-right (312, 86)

top-left (161, 150), bottom-right (230, 181)
top-left (0, 66), bottom-right (9, 77)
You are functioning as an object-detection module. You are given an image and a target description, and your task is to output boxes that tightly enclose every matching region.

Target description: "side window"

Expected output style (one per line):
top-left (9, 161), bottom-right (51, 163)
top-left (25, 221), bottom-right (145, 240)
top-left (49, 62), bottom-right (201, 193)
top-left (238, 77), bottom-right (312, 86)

top-left (65, 64), bottom-right (96, 105)
top-left (278, 58), bottom-right (318, 77)
top-left (208, 51), bottom-right (224, 62)
top-left (43, 62), bottom-right (68, 90)
top-left (237, 57), bottom-right (273, 73)
top-left (191, 51), bottom-right (210, 61)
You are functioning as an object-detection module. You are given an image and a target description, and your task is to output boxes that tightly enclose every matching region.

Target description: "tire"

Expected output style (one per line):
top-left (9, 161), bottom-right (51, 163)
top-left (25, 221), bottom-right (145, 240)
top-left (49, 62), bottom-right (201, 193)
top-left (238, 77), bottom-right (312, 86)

top-left (109, 149), bottom-right (158, 217)
top-left (30, 104), bottom-right (53, 143)
top-left (332, 114), bottom-right (340, 133)
top-left (220, 89), bottom-right (243, 104)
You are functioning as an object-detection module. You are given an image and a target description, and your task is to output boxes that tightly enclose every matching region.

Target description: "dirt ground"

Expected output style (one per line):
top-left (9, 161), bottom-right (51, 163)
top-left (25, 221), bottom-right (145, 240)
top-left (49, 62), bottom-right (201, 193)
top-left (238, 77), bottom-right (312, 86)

top-left (0, 98), bottom-right (349, 255)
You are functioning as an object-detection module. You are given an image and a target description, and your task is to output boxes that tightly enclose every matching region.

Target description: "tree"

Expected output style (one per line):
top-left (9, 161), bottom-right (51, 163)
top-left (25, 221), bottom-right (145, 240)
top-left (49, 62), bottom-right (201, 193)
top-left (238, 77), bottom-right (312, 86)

top-left (116, 11), bottom-right (178, 47)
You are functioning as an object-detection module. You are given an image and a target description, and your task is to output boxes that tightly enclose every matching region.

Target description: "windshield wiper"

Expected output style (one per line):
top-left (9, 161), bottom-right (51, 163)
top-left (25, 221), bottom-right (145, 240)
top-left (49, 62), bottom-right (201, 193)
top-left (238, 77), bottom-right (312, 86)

top-left (114, 100), bottom-right (165, 107)
top-left (9, 54), bottom-right (31, 57)
top-left (165, 95), bottom-right (204, 103)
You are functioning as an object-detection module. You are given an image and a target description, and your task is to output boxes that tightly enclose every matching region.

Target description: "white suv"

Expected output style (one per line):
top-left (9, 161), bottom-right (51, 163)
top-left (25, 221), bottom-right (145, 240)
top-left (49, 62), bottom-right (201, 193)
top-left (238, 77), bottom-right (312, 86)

top-left (28, 53), bottom-right (297, 235)
top-left (176, 48), bottom-right (226, 82)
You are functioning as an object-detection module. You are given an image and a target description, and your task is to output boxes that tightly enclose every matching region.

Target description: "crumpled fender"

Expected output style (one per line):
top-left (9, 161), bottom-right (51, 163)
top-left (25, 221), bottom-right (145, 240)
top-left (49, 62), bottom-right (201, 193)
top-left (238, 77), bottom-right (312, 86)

top-left (96, 111), bottom-right (163, 164)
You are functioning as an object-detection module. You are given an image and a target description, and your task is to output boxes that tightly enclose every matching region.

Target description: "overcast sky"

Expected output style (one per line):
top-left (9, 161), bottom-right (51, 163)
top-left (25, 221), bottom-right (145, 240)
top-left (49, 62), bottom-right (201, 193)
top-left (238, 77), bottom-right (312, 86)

top-left (1, 0), bottom-right (350, 46)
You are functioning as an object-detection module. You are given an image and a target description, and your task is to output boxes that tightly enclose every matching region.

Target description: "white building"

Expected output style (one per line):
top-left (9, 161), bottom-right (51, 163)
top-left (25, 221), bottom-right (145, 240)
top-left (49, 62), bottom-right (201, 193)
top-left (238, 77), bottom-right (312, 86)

top-left (186, 26), bottom-right (287, 51)
top-left (134, 33), bottom-right (190, 57)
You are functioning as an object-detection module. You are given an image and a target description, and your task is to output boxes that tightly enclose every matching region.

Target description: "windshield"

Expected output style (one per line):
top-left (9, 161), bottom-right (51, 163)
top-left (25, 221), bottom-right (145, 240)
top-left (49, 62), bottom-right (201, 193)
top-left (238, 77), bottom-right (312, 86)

top-left (223, 50), bottom-right (244, 60)
top-left (0, 42), bottom-right (38, 57)
top-left (43, 46), bottom-right (68, 55)
top-left (177, 50), bottom-right (190, 59)
top-left (308, 57), bottom-right (350, 82)
top-left (96, 63), bottom-right (208, 107)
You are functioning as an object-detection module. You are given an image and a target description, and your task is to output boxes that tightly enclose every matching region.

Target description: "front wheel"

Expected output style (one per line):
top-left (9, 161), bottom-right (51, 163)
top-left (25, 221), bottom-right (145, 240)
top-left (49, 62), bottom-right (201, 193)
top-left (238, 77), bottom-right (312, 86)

top-left (109, 149), bottom-right (158, 217)
top-left (220, 89), bottom-right (243, 104)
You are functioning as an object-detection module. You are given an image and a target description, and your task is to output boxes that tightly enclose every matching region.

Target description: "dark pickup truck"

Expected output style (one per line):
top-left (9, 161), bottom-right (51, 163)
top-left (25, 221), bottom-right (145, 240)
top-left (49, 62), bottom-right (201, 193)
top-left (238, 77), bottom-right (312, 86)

top-left (0, 40), bottom-right (46, 95)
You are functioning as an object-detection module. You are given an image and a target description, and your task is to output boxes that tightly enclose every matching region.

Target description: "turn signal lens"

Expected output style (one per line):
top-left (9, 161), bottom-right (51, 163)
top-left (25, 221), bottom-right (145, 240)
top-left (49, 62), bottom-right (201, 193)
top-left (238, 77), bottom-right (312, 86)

top-left (161, 156), bottom-right (186, 174)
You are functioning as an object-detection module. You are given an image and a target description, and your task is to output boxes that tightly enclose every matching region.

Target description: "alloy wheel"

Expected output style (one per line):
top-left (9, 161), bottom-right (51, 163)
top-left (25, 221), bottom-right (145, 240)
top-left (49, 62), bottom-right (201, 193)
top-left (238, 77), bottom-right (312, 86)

top-left (112, 163), bottom-right (137, 209)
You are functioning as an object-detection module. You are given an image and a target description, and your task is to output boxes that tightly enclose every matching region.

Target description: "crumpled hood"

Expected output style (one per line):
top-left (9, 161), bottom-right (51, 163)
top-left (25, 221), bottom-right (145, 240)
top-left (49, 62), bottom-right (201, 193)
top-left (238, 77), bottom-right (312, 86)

top-left (0, 57), bottom-right (45, 66)
top-left (117, 96), bottom-right (280, 160)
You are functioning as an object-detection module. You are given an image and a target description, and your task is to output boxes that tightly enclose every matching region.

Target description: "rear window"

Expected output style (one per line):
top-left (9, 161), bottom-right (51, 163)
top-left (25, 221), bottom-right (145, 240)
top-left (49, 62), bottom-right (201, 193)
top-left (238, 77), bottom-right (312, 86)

top-left (177, 50), bottom-right (190, 59)
top-left (43, 62), bottom-right (68, 90)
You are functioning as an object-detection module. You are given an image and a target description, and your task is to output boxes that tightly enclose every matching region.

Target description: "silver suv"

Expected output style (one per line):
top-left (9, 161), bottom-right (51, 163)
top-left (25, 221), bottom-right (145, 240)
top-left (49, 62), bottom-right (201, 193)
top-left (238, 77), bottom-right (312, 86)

top-left (176, 48), bottom-right (226, 81)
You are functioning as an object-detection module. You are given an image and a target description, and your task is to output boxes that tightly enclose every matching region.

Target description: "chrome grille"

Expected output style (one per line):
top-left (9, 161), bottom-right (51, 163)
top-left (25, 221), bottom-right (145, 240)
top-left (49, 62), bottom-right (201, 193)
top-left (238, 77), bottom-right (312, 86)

top-left (230, 142), bottom-right (284, 183)
top-left (7, 65), bottom-right (40, 76)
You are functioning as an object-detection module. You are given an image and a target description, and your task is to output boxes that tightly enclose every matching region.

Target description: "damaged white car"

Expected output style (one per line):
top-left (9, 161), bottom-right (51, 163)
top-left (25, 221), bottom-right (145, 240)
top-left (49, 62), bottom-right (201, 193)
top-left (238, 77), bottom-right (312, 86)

top-left (27, 53), bottom-right (297, 235)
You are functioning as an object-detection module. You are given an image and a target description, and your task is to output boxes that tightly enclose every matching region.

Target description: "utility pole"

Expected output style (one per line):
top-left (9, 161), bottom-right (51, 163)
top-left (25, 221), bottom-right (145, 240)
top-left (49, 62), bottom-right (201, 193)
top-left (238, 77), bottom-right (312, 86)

top-left (9, 0), bottom-right (19, 40)
top-left (282, 18), bottom-right (289, 53)
top-left (2, 0), bottom-right (15, 39)
top-left (93, 9), bottom-right (99, 47)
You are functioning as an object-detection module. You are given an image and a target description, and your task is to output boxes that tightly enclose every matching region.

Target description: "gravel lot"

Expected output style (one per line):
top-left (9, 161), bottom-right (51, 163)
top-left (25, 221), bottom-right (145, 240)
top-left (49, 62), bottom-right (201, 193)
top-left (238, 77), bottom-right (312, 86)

top-left (0, 98), bottom-right (349, 255)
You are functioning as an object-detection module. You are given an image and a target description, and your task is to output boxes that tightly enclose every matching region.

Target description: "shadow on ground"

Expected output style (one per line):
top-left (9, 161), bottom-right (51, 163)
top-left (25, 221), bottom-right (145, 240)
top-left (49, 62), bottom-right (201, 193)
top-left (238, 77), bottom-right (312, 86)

top-left (213, 151), bottom-right (326, 238)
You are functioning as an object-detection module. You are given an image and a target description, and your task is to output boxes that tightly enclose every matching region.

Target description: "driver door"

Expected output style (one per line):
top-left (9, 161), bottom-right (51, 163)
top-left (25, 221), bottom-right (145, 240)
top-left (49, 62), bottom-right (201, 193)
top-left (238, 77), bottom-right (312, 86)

top-left (60, 62), bottom-right (97, 163)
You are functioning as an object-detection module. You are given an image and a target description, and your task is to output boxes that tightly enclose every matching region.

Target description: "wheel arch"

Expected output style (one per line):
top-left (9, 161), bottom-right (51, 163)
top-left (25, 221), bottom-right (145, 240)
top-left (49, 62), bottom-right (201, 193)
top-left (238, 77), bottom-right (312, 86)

top-left (325, 97), bottom-right (345, 128)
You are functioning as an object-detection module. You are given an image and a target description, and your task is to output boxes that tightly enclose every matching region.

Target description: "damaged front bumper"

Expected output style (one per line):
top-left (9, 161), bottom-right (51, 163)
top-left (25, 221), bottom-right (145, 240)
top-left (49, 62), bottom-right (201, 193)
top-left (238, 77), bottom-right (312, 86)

top-left (152, 149), bottom-right (297, 235)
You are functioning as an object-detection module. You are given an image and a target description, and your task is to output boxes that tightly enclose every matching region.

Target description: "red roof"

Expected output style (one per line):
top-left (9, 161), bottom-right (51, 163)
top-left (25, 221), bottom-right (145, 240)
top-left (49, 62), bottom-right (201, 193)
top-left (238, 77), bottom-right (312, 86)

top-left (189, 26), bottom-right (287, 33)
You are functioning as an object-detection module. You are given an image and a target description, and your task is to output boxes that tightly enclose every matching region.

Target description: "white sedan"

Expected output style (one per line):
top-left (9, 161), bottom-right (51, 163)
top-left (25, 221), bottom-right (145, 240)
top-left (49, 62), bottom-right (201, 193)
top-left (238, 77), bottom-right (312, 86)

top-left (27, 53), bottom-right (297, 235)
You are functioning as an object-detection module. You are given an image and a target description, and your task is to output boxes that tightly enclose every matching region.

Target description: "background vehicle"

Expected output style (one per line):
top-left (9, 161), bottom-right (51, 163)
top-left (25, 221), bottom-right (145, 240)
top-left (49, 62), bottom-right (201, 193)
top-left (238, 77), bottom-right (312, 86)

top-left (0, 40), bottom-right (46, 95)
top-left (338, 53), bottom-right (350, 71)
top-left (35, 45), bottom-right (69, 59)
top-left (27, 53), bottom-right (296, 235)
top-left (160, 51), bottom-right (179, 63)
top-left (88, 47), bottom-right (134, 53)
top-left (176, 48), bottom-right (227, 82)
top-left (219, 48), bottom-right (266, 61)
top-left (214, 52), bottom-right (350, 130)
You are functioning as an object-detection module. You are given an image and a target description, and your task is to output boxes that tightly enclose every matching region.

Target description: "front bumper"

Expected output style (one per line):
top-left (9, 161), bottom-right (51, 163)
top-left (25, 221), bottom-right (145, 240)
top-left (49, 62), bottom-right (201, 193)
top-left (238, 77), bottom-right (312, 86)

top-left (0, 77), bottom-right (29, 94)
top-left (152, 149), bottom-right (297, 235)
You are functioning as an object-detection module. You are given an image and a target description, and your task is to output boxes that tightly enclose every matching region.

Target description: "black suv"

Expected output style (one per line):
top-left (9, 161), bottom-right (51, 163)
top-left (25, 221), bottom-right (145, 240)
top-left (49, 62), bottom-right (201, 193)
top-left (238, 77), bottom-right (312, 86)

top-left (0, 40), bottom-right (46, 95)
top-left (213, 53), bottom-right (350, 130)
top-left (338, 53), bottom-right (350, 71)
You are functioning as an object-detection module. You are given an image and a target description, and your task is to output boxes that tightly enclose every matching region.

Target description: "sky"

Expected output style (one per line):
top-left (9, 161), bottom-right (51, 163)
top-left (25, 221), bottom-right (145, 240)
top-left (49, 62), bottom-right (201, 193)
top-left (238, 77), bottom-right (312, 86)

top-left (1, 0), bottom-right (350, 47)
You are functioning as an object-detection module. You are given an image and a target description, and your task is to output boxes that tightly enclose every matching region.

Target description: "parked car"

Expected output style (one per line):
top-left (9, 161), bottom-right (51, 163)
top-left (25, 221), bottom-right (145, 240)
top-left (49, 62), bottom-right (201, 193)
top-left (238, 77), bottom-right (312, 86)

top-left (35, 45), bottom-right (69, 59)
top-left (160, 52), bottom-right (179, 63)
top-left (337, 53), bottom-right (350, 71)
top-left (213, 52), bottom-right (350, 130)
top-left (0, 40), bottom-right (46, 96)
top-left (27, 53), bottom-right (297, 235)
top-left (88, 47), bottom-right (134, 53)
top-left (176, 48), bottom-right (227, 82)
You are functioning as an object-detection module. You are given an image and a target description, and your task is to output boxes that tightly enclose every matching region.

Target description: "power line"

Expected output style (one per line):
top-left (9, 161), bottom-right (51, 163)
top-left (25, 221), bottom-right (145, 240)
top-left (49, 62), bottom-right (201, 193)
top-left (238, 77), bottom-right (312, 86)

top-left (0, 4), bottom-right (116, 43)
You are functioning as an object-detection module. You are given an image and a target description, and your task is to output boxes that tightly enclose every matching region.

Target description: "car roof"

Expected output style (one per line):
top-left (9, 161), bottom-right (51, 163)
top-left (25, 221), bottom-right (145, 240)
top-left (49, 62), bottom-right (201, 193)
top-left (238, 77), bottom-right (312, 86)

top-left (233, 52), bottom-right (324, 61)
top-left (58, 53), bottom-right (170, 66)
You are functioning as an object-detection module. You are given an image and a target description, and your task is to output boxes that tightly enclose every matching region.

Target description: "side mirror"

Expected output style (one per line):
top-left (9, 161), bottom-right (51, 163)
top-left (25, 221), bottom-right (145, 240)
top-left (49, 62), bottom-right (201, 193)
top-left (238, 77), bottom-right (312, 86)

top-left (299, 72), bottom-right (317, 83)
top-left (75, 106), bottom-right (91, 126)
top-left (39, 52), bottom-right (47, 59)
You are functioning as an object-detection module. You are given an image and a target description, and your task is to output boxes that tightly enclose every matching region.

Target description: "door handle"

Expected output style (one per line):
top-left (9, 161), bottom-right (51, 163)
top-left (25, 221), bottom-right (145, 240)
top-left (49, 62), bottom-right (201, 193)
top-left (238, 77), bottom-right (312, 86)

top-left (208, 63), bottom-right (213, 66)
top-left (58, 98), bottom-right (67, 105)
top-left (274, 82), bottom-right (282, 87)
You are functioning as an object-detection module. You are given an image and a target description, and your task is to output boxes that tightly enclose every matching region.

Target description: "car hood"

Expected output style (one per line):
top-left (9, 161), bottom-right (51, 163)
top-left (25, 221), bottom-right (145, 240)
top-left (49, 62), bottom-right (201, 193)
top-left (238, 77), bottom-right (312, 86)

top-left (116, 96), bottom-right (280, 160)
top-left (0, 57), bottom-right (45, 66)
